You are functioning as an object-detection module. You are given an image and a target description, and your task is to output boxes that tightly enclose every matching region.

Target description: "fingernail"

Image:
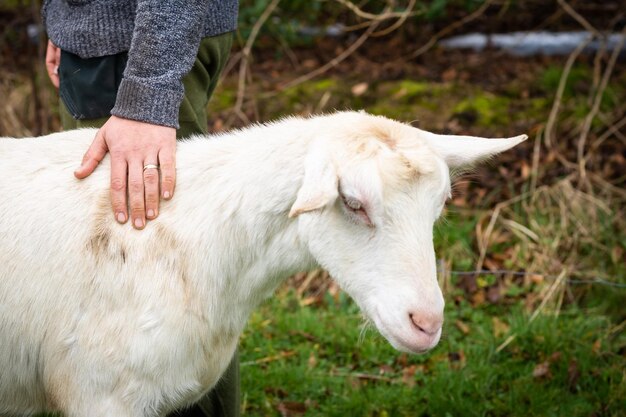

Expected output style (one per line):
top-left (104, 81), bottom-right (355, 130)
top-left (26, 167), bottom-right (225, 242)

top-left (134, 218), bottom-right (144, 228)
top-left (163, 191), bottom-right (171, 199)
top-left (147, 209), bottom-right (155, 218)
top-left (116, 212), bottom-right (126, 223)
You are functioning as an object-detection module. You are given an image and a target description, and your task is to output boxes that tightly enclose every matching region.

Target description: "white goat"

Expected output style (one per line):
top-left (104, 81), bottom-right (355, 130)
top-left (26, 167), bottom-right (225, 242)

top-left (0, 111), bottom-right (526, 416)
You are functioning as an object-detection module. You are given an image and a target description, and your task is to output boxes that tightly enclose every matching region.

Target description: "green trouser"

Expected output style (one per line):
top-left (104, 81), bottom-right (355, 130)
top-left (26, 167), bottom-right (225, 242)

top-left (59, 32), bottom-right (240, 417)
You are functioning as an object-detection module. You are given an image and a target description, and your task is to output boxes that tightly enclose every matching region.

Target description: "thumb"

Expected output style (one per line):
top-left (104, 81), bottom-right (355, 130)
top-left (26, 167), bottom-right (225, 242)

top-left (75, 130), bottom-right (108, 179)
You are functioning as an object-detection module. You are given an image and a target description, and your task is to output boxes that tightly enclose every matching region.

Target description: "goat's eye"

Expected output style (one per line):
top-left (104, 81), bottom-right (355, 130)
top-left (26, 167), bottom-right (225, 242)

top-left (340, 194), bottom-right (373, 227)
top-left (345, 197), bottom-right (361, 210)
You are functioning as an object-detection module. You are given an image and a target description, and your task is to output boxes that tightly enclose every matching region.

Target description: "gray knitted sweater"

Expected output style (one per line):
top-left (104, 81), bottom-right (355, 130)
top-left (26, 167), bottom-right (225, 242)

top-left (42, 0), bottom-right (238, 128)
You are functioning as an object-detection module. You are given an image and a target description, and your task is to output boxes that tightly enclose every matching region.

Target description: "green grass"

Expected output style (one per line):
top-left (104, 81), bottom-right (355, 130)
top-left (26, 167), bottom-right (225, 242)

top-left (239, 286), bottom-right (625, 416)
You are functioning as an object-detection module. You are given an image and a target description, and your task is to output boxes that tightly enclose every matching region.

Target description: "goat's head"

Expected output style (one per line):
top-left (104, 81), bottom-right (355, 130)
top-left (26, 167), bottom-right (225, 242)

top-left (289, 112), bottom-right (526, 354)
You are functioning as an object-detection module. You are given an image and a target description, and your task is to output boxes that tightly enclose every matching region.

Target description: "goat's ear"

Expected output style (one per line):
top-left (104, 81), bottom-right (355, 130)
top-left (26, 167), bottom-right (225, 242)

top-left (422, 132), bottom-right (528, 168)
top-left (289, 143), bottom-right (338, 218)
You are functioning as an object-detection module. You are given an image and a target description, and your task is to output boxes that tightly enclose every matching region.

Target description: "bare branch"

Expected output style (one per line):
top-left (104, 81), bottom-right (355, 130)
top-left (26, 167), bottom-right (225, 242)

top-left (334, 0), bottom-right (421, 21)
top-left (544, 36), bottom-right (592, 148)
top-left (556, 0), bottom-right (601, 37)
top-left (576, 27), bottom-right (626, 182)
top-left (409, 0), bottom-right (495, 59)
top-left (279, 21), bottom-right (380, 91)
top-left (231, 0), bottom-right (281, 124)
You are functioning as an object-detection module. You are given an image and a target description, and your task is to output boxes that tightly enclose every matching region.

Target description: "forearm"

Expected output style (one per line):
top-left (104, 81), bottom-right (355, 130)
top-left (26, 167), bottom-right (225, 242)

top-left (111, 0), bottom-right (209, 128)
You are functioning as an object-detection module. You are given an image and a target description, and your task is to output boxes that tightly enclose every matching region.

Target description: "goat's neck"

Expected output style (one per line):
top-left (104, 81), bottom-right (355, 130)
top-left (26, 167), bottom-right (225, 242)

top-left (171, 123), bottom-right (316, 331)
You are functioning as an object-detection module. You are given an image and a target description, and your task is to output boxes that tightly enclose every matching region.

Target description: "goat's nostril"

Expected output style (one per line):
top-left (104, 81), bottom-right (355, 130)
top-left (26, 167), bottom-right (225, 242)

top-left (409, 313), bottom-right (426, 333)
top-left (409, 312), bottom-right (443, 336)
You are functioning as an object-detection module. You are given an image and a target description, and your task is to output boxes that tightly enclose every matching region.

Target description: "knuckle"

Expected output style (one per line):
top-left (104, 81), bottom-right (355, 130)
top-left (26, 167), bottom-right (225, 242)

top-left (129, 180), bottom-right (143, 193)
top-left (161, 175), bottom-right (175, 186)
top-left (109, 149), bottom-right (125, 159)
top-left (110, 178), bottom-right (126, 192)
top-left (145, 195), bottom-right (159, 206)
top-left (130, 204), bottom-right (145, 214)
top-left (143, 171), bottom-right (159, 183)
top-left (160, 160), bottom-right (174, 169)
top-left (112, 200), bottom-right (126, 212)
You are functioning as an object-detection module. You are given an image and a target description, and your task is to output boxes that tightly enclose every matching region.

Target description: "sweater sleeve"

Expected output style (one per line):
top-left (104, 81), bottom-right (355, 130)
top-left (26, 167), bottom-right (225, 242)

top-left (111, 0), bottom-right (208, 128)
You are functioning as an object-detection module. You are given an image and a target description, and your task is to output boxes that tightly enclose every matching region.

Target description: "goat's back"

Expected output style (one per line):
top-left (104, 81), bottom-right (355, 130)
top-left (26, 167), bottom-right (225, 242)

top-left (0, 131), bottom-right (235, 414)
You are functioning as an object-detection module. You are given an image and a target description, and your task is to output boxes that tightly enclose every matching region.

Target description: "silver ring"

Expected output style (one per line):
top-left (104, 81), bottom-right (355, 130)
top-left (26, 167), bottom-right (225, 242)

top-left (143, 164), bottom-right (159, 171)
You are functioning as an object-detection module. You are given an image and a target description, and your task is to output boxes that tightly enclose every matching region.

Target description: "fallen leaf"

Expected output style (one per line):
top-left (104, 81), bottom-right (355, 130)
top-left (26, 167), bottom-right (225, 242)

top-left (532, 361), bottom-right (551, 379)
top-left (396, 353), bottom-right (409, 367)
top-left (492, 317), bottom-right (510, 338)
top-left (212, 118), bottom-right (224, 131)
top-left (288, 330), bottom-right (317, 342)
top-left (392, 87), bottom-right (408, 99)
top-left (458, 274), bottom-right (477, 294)
top-left (592, 339), bottom-right (602, 354)
top-left (487, 285), bottom-right (501, 303)
top-left (549, 351), bottom-right (562, 363)
top-left (471, 290), bottom-right (486, 306)
top-left (442, 68), bottom-right (457, 82)
top-left (277, 401), bottom-right (307, 417)
top-left (448, 350), bottom-right (466, 369)
top-left (521, 161), bottom-right (531, 179)
top-left (351, 82), bottom-right (369, 96)
top-left (308, 352), bottom-right (317, 369)
top-left (299, 297), bottom-right (317, 307)
top-left (379, 364), bottom-right (393, 375)
top-left (264, 386), bottom-right (288, 398)
top-left (302, 59), bottom-right (317, 69)
top-left (530, 274), bottom-right (544, 284)
top-left (401, 364), bottom-right (419, 387)
top-left (611, 246), bottom-right (624, 264)
top-left (483, 257), bottom-right (502, 271)
top-left (252, 350), bottom-right (296, 365)
top-left (568, 359), bottom-right (580, 391)
top-left (455, 320), bottom-right (470, 335)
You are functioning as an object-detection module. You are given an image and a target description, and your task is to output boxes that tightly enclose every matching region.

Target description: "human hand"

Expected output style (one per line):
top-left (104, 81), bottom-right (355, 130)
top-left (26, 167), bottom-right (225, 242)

top-left (74, 116), bottom-right (177, 229)
top-left (45, 40), bottom-right (61, 89)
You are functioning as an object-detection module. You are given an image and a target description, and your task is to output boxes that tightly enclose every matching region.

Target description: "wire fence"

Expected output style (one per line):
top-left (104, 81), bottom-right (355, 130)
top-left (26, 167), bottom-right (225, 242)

top-left (438, 266), bottom-right (626, 288)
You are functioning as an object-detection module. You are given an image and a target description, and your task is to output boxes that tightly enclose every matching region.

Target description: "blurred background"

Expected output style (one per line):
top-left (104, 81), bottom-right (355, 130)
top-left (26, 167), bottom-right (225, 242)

top-left (1, 1), bottom-right (624, 416)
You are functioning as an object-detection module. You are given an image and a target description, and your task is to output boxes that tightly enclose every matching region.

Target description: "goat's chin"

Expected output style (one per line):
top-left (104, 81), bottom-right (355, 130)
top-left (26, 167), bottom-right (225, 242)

top-left (369, 309), bottom-right (441, 354)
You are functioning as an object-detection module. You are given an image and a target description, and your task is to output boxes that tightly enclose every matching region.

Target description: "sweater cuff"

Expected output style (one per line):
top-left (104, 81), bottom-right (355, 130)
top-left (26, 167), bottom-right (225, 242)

top-left (111, 78), bottom-right (183, 128)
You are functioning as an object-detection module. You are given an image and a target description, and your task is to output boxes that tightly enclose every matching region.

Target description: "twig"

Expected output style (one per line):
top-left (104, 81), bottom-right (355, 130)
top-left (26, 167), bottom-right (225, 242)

top-left (590, 114), bottom-right (626, 152)
top-left (408, 0), bottom-right (495, 60)
top-left (372, 0), bottom-right (417, 38)
top-left (334, 0), bottom-right (420, 21)
top-left (530, 270), bottom-right (568, 322)
top-left (279, 20), bottom-right (380, 91)
top-left (544, 36), bottom-right (592, 148)
top-left (475, 190), bottom-right (532, 272)
top-left (529, 128), bottom-right (542, 194)
top-left (297, 269), bottom-right (322, 296)
top-left (329, 370), bottom-right (394, 382)
top-left (556, 0), bottom-right (601, 37)
top-left (576, 27), bottom-right (626, 183)
top-left (496, 269), bottom-right (568, 353)
top-left (231, 0), bottom-right (281, 125)
top-left (240, 350), bottom-right (296, 366)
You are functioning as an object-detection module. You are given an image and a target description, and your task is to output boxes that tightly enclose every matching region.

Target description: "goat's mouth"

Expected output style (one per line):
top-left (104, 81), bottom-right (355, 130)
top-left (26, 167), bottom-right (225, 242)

top-left (370, 309), bottom-right (441, 354)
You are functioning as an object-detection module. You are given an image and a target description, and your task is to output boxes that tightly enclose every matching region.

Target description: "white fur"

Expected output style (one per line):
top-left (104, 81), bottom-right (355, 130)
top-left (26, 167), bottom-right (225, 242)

top-left (0, 111), bottom-right (525, 416)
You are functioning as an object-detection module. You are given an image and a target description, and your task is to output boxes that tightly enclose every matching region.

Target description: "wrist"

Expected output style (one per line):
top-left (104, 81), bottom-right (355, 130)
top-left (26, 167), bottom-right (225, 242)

top-left (111, 77), bottom-right (182, 129)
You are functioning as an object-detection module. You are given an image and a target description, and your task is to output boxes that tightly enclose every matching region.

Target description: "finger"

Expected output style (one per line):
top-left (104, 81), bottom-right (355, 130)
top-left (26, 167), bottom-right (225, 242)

top-left (45, 41), bottom-right (60, 89)
top-left (75, 130), bottom-right (108, 179)
top-left (128, 160), bottom-right (146, 230)
top-left (143, 159), bottom-right (160, 220)
top-left (159, 146), bottom-right (176, 200)
top-left (54, 43), bottom-right (61, 65)
top-left (110, 156), bottom-right (128, 224)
